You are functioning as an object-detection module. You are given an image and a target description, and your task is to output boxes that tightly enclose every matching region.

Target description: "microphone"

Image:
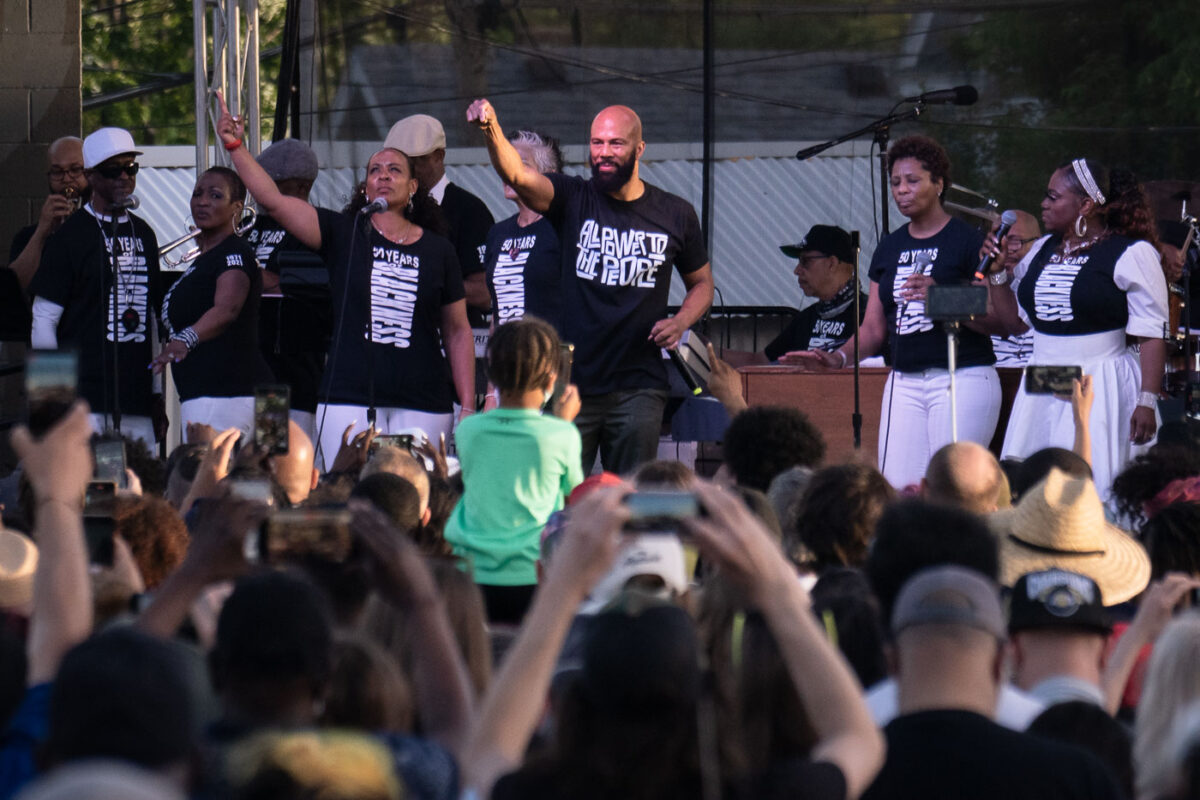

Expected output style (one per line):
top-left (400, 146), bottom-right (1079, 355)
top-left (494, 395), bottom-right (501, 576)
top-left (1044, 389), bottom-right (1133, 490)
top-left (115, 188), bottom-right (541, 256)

top-left (359, 196), bottom-right (388, 216)
top-left (977, 210), bottom-right (1019, 276)
top-left (903, 85), bottom-right (978, 106)
top-left (912, 251), bottom-right (934, 277)
top-left (111, 194), bottom-right (140, 210)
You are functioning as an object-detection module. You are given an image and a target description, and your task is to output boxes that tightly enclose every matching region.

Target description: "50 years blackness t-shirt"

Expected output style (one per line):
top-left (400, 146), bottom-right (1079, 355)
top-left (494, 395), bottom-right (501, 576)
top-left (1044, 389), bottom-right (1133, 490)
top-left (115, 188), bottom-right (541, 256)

top-left (545, 173), bottom-right (708, 394)
top-left (317, 209), bottom-right (464, 413)
top-left (482, 214), bottom-right (563, 333)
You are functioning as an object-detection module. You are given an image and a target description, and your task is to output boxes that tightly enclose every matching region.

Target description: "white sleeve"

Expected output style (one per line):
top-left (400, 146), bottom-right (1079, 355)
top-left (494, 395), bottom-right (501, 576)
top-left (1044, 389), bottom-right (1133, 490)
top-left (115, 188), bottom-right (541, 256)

top-left (1113, 240), bottom-right (1170, 338)
top-left (1008, 235), bottom-right (1049, 328)
top-left (30, 297), bottom-right (64, 349)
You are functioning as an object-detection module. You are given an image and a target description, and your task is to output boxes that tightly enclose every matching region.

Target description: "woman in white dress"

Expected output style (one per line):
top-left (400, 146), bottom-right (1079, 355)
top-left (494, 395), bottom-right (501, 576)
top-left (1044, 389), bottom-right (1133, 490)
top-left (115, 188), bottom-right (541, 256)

top-left (986, 158), bottom-right (1168, 498)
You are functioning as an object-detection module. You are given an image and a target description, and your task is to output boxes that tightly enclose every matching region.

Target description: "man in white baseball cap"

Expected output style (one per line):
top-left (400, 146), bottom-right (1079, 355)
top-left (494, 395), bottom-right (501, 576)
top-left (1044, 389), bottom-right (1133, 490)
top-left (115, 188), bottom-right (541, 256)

top-left (29, 127), bottom-right (165, 446)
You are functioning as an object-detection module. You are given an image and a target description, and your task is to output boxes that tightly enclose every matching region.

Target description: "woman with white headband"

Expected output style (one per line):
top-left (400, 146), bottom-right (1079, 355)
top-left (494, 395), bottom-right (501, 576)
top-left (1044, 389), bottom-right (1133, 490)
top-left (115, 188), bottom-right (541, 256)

top-left (986, 158), bottom-right (1168, 498)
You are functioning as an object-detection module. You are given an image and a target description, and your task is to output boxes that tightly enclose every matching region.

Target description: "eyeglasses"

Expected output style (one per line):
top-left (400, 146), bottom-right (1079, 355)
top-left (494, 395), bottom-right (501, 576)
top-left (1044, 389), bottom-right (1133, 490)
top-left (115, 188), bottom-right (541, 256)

top-left (47, 166), bottom-right (85, 179)
top-left (1006, 236), bottom-right (1039, 248)
top-left (94, 163), bottom-right (140, 179)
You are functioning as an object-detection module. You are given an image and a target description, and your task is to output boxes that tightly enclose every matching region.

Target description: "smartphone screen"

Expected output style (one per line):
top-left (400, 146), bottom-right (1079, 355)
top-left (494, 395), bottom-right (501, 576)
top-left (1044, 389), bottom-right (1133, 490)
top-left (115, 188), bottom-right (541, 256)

top-left (93, 440), bottom-right (128, 489)
top-left (228, 479), bottom-right (275, 506)
top-left (83, 517), bottom-right (115, 566)
top-left (263, 509), bottom-right (354, 563)
top-left (1025, 365), bottom-right (1083, 395)
top-left (25, 350), bottom-right (78, 437)
top-left (549, 342), bottom-right (575, 408)
top-left (254, 384), bottom-right (290, 454)
top-left (624, 491), bottom-right (701, 532)
top-left (369, 433), bottom-right (414, 455)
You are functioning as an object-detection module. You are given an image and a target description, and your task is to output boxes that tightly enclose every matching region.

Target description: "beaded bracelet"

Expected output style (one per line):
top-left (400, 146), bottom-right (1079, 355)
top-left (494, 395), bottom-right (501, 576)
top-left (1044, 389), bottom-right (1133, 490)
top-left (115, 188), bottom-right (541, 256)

top-left (171, 326), bottom-right (199, 352)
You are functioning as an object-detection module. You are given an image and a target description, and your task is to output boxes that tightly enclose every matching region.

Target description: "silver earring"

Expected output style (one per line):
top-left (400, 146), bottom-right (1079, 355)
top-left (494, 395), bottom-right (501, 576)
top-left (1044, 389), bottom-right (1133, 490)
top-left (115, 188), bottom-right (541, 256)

top-left (1074, 215), bottom-right (1087, 238)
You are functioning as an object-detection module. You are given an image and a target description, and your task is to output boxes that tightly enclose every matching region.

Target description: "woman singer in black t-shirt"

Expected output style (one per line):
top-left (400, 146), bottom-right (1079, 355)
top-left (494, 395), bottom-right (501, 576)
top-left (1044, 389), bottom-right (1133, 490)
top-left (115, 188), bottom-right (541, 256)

top-left (783, 135), bottom-right (1000, 489)
top-left (152, 166), bottom-right (271, 436)
top-left (213, 94), bottom-right (475, 469)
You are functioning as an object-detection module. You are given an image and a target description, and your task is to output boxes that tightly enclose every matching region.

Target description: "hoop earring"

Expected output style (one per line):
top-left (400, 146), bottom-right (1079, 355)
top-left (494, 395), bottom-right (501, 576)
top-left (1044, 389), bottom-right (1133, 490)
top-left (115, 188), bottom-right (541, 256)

top-left (1074, 215), bottom-right (1087, 238)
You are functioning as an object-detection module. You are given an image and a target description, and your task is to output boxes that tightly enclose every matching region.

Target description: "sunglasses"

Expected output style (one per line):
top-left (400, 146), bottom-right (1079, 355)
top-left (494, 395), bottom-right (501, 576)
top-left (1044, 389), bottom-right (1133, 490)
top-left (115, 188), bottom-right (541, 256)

top-left (47, 166), bottom-right (85, 179)
top-left (94, 163), bottom-right (140, 179)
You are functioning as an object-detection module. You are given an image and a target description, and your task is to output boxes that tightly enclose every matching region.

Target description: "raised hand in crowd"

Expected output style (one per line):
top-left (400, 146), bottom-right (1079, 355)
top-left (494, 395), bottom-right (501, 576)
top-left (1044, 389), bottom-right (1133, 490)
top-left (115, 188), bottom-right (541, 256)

top-left (461, 484), bottom-right (631, 797)
top-left (413, 434), bottom-right (450, 482)
top-left (705, 341), bottom-right (748, 414)
top-left (550, 383), bottom-right (581, 422)
top-left (9, 402), bottom-right (95, 685)
top-left (1071, 374), bottom-right (1095, 466)
top-left (179, 427), bottom-right (241, 513)
top-left (327, 423), bottom-right (378, 476)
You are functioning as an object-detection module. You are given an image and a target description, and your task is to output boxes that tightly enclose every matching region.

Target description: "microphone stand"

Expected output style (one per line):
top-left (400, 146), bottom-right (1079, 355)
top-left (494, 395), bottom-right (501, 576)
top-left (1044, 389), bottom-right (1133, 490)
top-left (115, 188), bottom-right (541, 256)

top-left (796, 104), bottom-right (925, 241)
top-left (850, 231), bottom-right (863, 450)
top-left (107, 212), bottom-right (124, 434)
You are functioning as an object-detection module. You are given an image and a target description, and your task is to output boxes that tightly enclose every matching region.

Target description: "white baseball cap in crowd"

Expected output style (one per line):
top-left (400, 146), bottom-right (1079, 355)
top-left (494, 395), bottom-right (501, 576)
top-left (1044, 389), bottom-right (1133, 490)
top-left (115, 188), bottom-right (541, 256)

top-left (83, 127), bottom-right (142, 169)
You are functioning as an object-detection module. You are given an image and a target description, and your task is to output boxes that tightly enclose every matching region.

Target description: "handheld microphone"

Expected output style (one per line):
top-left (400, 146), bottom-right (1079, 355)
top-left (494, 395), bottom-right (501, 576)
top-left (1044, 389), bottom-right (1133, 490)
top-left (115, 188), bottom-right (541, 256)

top-left (977, 210), bottom-right (1019, 277)
top-left (903, 85), bottom-right (978, 106)
top-left (111, 194), bottom-right (140, 211)
top-left (359, 196), bottom-right (388, 216)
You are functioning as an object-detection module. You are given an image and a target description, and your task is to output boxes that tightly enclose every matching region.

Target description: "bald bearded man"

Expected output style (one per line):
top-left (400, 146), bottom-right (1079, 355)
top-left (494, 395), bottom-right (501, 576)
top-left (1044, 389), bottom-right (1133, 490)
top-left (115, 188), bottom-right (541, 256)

top-left (467, 99), bottom-right (714, 474)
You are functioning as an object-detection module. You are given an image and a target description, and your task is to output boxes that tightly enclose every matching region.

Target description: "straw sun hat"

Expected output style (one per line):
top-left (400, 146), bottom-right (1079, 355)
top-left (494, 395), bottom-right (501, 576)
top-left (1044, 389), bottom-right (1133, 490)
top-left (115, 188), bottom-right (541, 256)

top-left (992, 468), bottom-right (1150, 606)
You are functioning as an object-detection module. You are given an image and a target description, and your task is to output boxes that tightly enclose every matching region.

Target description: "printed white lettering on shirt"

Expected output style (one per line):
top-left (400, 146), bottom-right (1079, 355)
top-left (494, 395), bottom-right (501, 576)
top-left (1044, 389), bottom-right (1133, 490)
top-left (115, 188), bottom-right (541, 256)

top-left (369, 246), bottom-right (420, 348)
top-left (493, 234), bottom-right (538, 322)
top-left (1033, 255), bottom-right (1085, 322)
top-left (893, 248), bottom-right (938, 336)
top-left (250, 228), bottom-right (287, 263)
top-left (101, 232), bottom-right (150, 344)
top-left (574, 219), bottom-right (667, 289)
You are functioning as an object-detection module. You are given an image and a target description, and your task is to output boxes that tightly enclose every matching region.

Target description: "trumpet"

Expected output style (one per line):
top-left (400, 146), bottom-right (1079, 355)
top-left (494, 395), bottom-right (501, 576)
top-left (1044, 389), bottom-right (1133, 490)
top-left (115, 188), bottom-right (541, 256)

top-left (159, 206), bottom-right (258, 268)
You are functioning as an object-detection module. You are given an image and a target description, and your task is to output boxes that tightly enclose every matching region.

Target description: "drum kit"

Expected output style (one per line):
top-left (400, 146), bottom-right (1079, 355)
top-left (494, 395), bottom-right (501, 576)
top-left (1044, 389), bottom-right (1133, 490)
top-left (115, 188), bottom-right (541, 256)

top-left (1144, 180), bottom-right (1200, 410)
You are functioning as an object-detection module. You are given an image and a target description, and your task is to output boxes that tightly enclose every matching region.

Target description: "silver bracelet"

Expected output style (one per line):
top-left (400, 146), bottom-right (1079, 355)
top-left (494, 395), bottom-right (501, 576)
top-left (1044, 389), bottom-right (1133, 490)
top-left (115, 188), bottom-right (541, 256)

top-left (1137, 391), bottom-right (1158, 409)
top-left (834, 349), bottom-right (848, 368)
top-left (988, 270), bottom-right (1011, 286)
top-left (171, 326), bottom-right (199, 352)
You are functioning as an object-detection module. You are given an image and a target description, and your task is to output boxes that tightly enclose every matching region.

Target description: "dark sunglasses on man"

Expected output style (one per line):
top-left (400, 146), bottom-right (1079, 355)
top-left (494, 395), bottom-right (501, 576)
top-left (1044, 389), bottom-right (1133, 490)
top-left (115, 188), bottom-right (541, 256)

top-left (93, 162), bottom-right (140, 179)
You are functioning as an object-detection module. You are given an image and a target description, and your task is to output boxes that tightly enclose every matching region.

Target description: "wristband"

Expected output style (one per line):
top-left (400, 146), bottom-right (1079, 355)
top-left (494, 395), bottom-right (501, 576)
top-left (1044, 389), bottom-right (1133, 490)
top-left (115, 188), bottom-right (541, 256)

top-left (834, 349), bottom-right (848, 368)
top-left (171, 326), bottom-right (199, 352)
top-left (988, 270), bottom-right (1011, 286)
top-left (224, 139), bottom-right (243, 152)
top-left (1137, 391), bottom-right (1158, 409)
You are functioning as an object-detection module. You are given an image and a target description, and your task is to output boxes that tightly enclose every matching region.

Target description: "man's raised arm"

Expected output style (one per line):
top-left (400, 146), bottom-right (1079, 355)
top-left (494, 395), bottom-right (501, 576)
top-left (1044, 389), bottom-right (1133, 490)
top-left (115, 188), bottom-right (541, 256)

top-left (466, 99), bottom-right (556, 214)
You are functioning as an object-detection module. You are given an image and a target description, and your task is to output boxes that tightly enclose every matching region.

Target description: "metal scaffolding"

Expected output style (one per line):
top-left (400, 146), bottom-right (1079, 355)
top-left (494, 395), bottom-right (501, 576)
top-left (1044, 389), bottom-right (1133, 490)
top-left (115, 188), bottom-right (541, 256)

top-left (193, 0), bottom-right (261, 174)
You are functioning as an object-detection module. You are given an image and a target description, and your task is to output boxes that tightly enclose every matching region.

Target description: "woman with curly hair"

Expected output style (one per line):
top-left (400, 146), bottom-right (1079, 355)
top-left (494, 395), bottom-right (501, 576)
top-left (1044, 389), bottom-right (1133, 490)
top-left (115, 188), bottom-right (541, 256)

top-left (785, 135), bottom-right (999, 488)
top-left (988, 158), bottom-right (1168, 498)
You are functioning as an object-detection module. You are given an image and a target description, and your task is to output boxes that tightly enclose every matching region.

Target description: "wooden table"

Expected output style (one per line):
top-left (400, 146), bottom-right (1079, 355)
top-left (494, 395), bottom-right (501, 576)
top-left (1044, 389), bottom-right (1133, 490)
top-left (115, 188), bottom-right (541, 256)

top-left (738, 365), bottom-right (1023, 465)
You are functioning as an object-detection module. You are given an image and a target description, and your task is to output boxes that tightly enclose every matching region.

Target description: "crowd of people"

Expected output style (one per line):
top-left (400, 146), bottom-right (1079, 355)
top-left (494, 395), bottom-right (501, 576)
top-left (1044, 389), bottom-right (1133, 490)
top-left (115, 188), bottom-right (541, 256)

top-left (2, 92), bottom-right (1200, 800)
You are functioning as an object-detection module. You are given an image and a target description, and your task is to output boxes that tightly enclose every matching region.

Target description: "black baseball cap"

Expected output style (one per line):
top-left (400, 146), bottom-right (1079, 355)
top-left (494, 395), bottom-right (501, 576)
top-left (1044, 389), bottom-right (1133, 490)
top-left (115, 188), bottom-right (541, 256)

top-left (780, 225), bottom-right (856, 265)
top-left (1008, 569), bottom-right (1112, 634)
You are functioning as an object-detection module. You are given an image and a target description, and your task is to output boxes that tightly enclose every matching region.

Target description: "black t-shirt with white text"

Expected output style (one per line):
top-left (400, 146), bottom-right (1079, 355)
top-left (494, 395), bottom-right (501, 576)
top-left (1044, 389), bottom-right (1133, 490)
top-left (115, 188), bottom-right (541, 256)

top-left (442, 182), bottom-right (495, 328)
top-left (1017, 235), bottom-right (1133, 335)
top-left (246, 214), bottom-right (332, 412)
top-left (31, 207), bottom-right (162, 415)
top-left (483, 214), bottom-right (563, 333)
top-left (162, 234), bottom-right (271, 400)
top-left (545, 173), bottom-right (709, 394)
top-left (317, 209), bottom-right (465, 412)
top-left (764, 281), bottom-right (867, 360)
top-left (867, 216), bottom-right (993, 372)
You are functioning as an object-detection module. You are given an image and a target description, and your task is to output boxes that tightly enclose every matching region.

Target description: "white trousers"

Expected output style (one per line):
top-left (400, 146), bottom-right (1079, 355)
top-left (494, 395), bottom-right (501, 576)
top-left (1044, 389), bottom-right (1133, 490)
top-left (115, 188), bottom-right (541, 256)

top-left (314, 403), bottom-right (454, 472)
top-left (180, 396), bottom-right (256, 440)
top-left (878, 365), bottom-right (1001, 490)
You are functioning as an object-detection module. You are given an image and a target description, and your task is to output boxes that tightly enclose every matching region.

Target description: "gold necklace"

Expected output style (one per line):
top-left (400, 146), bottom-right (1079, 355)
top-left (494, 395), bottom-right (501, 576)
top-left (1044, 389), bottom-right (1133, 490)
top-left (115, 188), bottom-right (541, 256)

top-left (371, 217), bottom-right (414, 245)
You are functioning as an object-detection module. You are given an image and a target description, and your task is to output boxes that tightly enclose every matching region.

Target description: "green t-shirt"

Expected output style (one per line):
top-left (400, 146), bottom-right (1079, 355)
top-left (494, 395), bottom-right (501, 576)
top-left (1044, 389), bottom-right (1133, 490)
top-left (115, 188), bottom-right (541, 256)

top-left (445, 408), bottom-right (584, 585)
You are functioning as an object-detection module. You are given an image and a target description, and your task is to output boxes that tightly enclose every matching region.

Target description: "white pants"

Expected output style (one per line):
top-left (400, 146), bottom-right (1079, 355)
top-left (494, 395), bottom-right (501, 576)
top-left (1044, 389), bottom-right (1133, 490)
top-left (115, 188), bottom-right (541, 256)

top-left (180, 396), bottom-right (256, 440)
top-left (88, 413), bottom-right (155, 447)
top-left (315, 403), bottom-right (454, 472)
top-left (878, 366), bottom-right (1001, 490)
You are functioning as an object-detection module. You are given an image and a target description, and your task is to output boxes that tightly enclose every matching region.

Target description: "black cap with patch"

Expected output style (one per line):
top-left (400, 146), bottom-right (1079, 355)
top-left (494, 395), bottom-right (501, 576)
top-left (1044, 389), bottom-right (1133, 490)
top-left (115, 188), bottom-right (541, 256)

top-left (780, 224), bottom-right (855, 265)
top-left (1008, 568), bottom-right (1112, 634)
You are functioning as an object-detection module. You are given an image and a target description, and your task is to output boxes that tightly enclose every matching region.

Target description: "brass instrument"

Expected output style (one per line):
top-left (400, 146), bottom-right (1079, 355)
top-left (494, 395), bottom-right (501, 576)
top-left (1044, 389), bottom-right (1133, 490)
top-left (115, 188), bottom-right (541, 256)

top-left (159, 206), bottom-right (258, 268)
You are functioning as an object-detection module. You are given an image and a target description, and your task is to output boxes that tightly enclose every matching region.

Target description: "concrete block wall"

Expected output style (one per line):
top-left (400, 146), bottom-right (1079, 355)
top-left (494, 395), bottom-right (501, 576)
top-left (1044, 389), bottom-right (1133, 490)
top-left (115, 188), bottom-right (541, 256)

top-left (0, 0), bottom-right (80, 266)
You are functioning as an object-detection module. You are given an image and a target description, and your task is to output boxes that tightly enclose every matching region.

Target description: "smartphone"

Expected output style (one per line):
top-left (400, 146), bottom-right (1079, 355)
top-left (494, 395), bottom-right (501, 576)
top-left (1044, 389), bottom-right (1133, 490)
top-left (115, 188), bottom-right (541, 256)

top-left (228, 478), bottom-right (275, 506)
top-left (370, 433), bottom-right (415, 455)
top-left (261, 508), bottom-right (354, 564)
top-left (25, 350), bottom-right (78, 437)
top-left (254, 384), bottom-right (290, 454)
top-left (84, 480), bottom-right (117, 517)
top-left (624, 490), bottom-right (701, 532)
top-left (93, 440), bottom-right (129, 490)
top-left (548, 342), bottom-right (575, 408)
top-left (1025, 365), bottom-right (1083, 395)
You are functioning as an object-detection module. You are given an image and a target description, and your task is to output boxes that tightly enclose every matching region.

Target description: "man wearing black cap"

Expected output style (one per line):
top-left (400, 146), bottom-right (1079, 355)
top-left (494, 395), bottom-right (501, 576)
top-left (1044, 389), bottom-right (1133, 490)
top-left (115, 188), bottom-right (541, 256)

top-left (765, 224), bottom-right (867, 362)
top-left (1008, 568), bottom-right (1112, 707)
top-left (245, 139), bottom-right (332, 439)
